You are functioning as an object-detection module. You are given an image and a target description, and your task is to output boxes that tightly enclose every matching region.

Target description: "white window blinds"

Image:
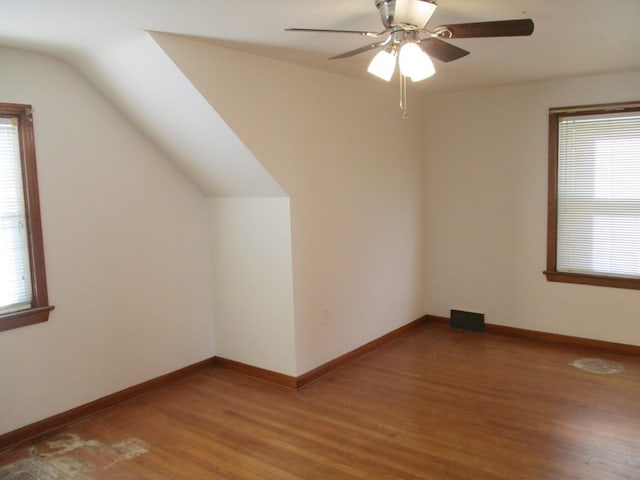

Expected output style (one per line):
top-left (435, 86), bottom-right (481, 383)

top-left (0, 116), bottom-right (33, 314)
top-left (557, 111), bottom-right (640, 278)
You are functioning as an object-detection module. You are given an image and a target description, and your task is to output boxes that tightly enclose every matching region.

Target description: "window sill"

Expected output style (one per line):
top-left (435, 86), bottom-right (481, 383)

top-left (544, 270), bottom-right (640, 290)
top-left (0, 305), bottom-right (55, 333)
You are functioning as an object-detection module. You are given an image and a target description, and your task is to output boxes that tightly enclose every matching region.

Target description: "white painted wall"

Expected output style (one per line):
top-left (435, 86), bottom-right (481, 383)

top-left (0, 48), bottom-right (215, 434)
top-left (209, 197), bottom-right (296, 376)
top-left (423, 70), bottom-right (640, 347)
top-left (154, 34), bottom-right (426, 375)
top-left (86, 31), bottom-right (284, 197)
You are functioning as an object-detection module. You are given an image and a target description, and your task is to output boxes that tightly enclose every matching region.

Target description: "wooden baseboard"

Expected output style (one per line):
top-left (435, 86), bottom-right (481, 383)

top-left (213, 357), bottom-right (297, 389)
top-left (425, 314), bottom-right (640, 356)
top-left (295, 315), bottom-right (428, 388)
top-left (214, 316), bottom-right (429, 390)
top-left (424, 314), bottom-right (449, 326)
top-left (0, 357), bottom-right (215, 452)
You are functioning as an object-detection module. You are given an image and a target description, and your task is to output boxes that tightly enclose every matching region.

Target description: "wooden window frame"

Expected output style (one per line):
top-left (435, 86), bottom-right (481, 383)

top-left (0, 103), bottom-right (54, 332)
top-left (544, 101), bottom-right (640, 290)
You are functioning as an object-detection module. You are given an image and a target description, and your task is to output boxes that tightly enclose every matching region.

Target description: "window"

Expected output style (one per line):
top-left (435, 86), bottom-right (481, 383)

top-left (545, 102), bottom-right (640, 289)
top-left (0, 103), bottom-right (53, 332)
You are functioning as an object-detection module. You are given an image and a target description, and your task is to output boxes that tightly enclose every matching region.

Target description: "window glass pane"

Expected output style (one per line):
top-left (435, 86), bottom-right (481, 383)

top-left (595, 141), bottom-right (640, 199)
top-left (592, 215), bottom-right (640, 276)
top-left (0, 117), bottom-right (33, 314)
top-left (556, 110), bottom-right (640, 279)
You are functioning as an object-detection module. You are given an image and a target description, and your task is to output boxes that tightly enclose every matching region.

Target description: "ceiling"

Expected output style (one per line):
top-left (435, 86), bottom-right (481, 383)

top-left (2, 0), bottom-right (640, 93)
top-left (2, 1), bottom-right (640, 196)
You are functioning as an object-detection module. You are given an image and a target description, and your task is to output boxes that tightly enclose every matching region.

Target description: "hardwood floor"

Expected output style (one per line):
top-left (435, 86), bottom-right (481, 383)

top-left (1, 323), bottom-right (639, 479)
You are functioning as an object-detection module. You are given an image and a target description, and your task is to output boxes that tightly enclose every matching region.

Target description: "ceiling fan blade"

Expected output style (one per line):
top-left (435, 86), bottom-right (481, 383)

top-left (435, 19), bottom-right (534, 38)
top-left (285, 28), bottom-right (382, 38)
top-left (419, 38), bottom-right (470, 63)
top-left (329, 41), bottom-right (387, 60)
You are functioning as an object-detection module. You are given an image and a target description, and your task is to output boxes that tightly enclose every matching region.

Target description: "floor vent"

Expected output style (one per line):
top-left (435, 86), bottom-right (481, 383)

top-left (450, 310), bottom-right (485, 332)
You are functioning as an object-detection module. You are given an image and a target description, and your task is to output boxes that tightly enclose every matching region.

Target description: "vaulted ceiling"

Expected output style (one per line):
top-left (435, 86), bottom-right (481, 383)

top-left (2, 0), bottom-right (640, 195)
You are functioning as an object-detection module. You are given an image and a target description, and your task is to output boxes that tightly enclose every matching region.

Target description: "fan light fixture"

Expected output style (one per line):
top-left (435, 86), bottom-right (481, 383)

top-left (367, 41), bottom-right (435, 83)
top-left (367, 39), bottom-right (435, 119)
top-left (366, 38), bottom-right (435, 121)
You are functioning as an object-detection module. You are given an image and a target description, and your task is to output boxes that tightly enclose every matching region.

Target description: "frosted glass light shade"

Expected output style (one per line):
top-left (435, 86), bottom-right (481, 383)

top-left (399, 42), bottom-right (435, 81)
top-left (394, 0), bottom-right (437, 27)
top-left (367, 50), bottom-right (397, 81)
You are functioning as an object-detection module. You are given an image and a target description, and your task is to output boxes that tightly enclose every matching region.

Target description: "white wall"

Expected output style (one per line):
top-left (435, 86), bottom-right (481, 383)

top-left (209, 197), bottom-right (296, 375)
top-left (0, 48), bottom-right (215, 434)
top-left (423, 70), bottom-right (640, 347)
top-left (153, 33), bottom-right (426, 375)
top-left (86, 31), bottom-right (284, 197)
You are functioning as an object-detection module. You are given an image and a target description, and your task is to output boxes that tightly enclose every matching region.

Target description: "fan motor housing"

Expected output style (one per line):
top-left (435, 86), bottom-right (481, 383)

top-left (375, 0), bottom-right (438, 28)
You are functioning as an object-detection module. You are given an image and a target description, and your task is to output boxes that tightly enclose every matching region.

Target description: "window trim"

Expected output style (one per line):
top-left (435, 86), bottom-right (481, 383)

top-left (544, 101), bottom-right (640, 290)
top-left (0, 103), bottom-right (53, 332)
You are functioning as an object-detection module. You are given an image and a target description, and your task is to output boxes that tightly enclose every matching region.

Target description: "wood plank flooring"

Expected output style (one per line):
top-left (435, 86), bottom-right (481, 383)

top-left (1, 323), bottom-right (639, 479)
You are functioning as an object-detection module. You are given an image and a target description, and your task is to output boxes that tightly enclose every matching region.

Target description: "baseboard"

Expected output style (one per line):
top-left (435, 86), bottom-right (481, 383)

top-left (213, 357), bottom-right (297, 389)
top-left (0, 357), bottom-right (215, 453)
top-left (214, 316), bottom-right (429, 390)
top-left (424, 314), bottom-right (640, 356)
top-left (295, 315), bottom-right (428, 388)
top-left (424, 314), bottom-right (449, 325)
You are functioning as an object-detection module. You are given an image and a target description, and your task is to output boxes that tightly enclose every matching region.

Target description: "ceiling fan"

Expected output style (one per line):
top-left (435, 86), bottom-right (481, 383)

top-left (286, 0), bottom-right (534, 116)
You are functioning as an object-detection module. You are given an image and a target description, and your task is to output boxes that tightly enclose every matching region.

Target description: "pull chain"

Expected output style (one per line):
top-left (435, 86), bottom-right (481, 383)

top-left (399, 74), bottom-right (408, 119)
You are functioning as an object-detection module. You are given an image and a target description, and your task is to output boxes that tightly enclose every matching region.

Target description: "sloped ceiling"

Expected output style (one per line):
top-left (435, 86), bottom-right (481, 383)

top-left (1, 0), bottom-right (639, 195)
